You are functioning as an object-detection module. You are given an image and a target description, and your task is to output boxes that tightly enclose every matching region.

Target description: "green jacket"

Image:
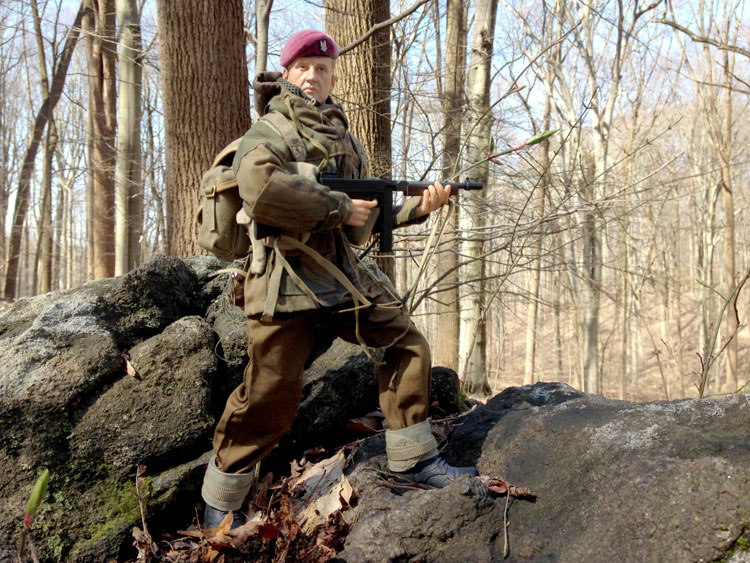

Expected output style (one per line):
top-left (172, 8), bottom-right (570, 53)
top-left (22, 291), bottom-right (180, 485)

top-left (233, 73), bottom-right (426, 316)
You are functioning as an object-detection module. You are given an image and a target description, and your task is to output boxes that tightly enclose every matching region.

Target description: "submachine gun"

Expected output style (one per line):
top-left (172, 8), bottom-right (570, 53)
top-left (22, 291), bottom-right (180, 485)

top-left (318, 173), bottom-right (483, 253)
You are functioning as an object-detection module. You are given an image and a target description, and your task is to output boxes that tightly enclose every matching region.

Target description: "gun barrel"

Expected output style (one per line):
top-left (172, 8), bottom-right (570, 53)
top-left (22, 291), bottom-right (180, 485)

top-left (401, 179), bottom-right (483, 196)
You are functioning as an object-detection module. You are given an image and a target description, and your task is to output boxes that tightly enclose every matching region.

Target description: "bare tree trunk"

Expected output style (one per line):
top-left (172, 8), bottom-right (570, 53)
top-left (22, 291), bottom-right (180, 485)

top-left (459, 0), bottom-right (496, 396)
top-left (36, 120), bottom-right (57, 294)
top-left (115, 0), bottom-right (143, 275)
top-left (52, 164), bottom-right (69, 291)
top-left (29, 0), bottom-right (54, 294)
top-left (3, 3), bottom-right (85, 298)
top-left (143, 91), bottom-right (167, 256)
top-left (523, 100), bottom-right (551, 385)
top-left (433, 0), bottom-right (466, 372)
top-left (83, 0), bottom-right (117, 280)
top-left (255, 0), bottom-right (273, 74)
top-left (717, 48), bottom-right (737, 391)
top-left (156, 0), bottom-right (251, 257)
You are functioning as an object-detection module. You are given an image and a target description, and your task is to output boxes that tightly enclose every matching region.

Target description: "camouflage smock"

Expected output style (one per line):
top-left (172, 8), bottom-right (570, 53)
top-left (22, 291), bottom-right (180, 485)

top-left (233, 73), bottom-right (427, 316)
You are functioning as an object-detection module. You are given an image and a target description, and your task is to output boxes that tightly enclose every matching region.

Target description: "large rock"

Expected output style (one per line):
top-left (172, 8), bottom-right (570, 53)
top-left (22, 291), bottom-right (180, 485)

top-left (340, 382), bottom-right (750, 562)
top-left (0, 256), bottom-right (223, 562)
top-left (0, 256), bottom-right (395, 562)
top-left (69, 316), bottom-right (217, 480)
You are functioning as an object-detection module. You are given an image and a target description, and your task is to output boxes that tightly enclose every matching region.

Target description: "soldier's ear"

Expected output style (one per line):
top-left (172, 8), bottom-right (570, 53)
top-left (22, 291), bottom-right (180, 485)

top-left (282, 68), bottom-right (289, 80)
top-left (331, 73), bottom-right (336, 91)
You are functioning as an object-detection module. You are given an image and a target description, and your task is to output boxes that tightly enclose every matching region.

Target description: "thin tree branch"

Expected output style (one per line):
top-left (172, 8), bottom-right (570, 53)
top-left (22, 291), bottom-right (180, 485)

top-left (338, 0), bottom-right (430, 56)
top-left (655, 18), bottom-right (750, 59)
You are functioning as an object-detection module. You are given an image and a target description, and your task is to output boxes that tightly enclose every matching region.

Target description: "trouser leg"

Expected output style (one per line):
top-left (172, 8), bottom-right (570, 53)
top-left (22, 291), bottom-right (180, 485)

top-left (335, 301), bottom-right (432, 429)
top-left (334, 301), bottom-right (437, 470)
top-left (211, 312), bottom-right (316, 475)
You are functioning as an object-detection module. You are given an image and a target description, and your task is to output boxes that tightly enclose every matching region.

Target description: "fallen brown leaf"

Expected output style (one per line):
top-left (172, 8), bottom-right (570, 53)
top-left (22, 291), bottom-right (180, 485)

top-left (123, 352), bottom-right (140, 379)
top-left (132, 526), bottom-right (159, 562)
top-left (344, 415), bottom-right (382, 436)
top-left (478, 475), bottom-right (534, 498)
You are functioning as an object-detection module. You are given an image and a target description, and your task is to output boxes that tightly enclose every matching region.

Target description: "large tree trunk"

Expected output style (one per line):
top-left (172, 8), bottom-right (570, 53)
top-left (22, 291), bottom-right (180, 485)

top-left (3, 3), bottom-right (85, 298)
top-left (83, 0), bottom-right (117, 280)
top-left (156, 0), bottom-right (251, 257)
top-left (433, 0), bottom-right (466, 372)
top-left (115, 0), bottom-right (144, 275)
top-left (459, 0), bottom-right (496, 396)
top-left (325, 0), bottom-right (393, 276)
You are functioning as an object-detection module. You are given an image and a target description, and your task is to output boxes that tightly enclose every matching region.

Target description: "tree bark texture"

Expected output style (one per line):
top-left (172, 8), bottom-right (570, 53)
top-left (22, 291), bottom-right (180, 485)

top-left (83, 0), bottom-right (117, 280)
top-left (325, 0), bottom-right (392, 178)
top-left (459, 0), bottom-right (497, 396)
top-left (255, 0), bottom-right (273, 75)
top-left (115, 0), bottom-right (144, 275)
top-left (156, 0), bottom-right (251, 258)
top-left (325, 0), bottom-right (393, 277)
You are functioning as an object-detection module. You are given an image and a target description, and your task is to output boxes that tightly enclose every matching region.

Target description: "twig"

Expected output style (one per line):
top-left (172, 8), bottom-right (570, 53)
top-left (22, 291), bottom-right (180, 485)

top-left (698, 268), bottom-right (750, 397)
top-left (367, 468), bottom-right (431, 491)
top-left (655, 18), bottom-right (750, 59)
top-left (132, 465), bottom-right (150, 535)
top-left (503, 493), bottom-right (511, 558)
top-left (339, 0), bottom-right (430, 55)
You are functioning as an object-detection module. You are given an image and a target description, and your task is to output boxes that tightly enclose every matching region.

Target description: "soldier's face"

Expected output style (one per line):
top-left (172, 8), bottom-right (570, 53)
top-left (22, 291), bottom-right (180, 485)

top-left (283, 56), bottom-right (336, 104)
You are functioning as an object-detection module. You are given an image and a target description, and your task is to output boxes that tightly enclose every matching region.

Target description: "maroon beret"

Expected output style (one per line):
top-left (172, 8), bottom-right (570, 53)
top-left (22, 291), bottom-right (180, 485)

top-left (280, 30), bottom-right (339, 68)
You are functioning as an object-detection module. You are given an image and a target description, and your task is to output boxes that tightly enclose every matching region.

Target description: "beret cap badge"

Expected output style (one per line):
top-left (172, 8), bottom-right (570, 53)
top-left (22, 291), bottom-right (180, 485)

top-left (280, 29), bottom-right (339, 67)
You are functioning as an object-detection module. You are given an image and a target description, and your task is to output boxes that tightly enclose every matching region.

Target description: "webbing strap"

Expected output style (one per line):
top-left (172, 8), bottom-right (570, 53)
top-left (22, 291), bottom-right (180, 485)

top-left (261, 234), bottom-right (374, 322)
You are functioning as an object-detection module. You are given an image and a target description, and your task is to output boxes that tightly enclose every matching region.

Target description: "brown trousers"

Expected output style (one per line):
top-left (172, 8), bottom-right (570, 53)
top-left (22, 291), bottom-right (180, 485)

top-left (213, 299), bottom-right (432, 474)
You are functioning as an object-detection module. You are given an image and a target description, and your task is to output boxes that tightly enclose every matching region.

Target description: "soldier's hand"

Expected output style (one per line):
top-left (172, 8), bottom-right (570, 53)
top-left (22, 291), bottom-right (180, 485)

top-left (346, 198), bottom-right (378, 227)
top-left (416, 181), bottom-right (451, 217)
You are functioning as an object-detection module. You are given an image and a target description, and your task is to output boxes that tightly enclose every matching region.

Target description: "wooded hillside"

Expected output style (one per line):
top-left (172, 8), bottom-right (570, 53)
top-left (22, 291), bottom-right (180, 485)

top-left (1, 0), bottom-right (748, 402)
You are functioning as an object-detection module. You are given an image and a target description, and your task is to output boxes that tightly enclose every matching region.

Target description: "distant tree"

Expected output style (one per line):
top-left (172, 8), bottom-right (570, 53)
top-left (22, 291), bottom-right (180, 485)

top-left (156, 0), bottom-right (251, 257)
top-left (433, 0), bottom-right (466, 372)
top-left (29, 0), bottom-right (57, 294)
top-left (665, 0), bottom-right (742, 392)
top-left (459, 0), bottom-right (497, 395)
top-left (83, 0), bottom-right (117, 280)
top-left (3, 3), bottom-right (85, 298)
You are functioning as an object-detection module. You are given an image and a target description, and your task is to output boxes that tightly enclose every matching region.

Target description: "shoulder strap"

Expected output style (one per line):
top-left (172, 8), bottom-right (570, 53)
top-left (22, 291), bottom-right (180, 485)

top-left (263, 111), bottom-right (307, 162)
